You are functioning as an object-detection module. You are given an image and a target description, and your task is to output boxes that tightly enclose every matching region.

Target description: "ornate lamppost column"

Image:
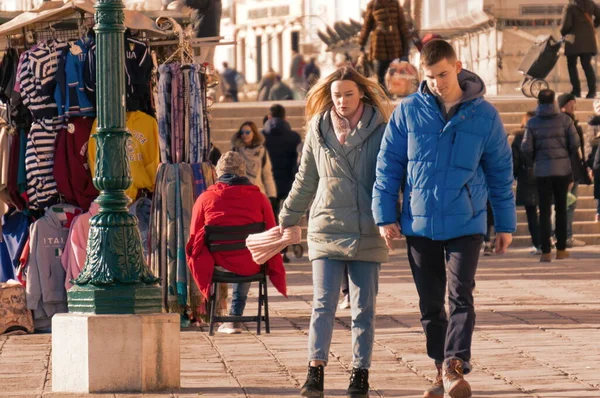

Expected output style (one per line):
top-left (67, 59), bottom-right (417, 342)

top-left (67, 0), bottom-right (161, 313)
top-left (51, 0), bottom-right (180, 393)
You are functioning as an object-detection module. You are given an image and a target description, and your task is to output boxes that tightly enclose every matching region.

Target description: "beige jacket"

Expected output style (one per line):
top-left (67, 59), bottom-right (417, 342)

top-left (231, 131), bottom-right (277, 198)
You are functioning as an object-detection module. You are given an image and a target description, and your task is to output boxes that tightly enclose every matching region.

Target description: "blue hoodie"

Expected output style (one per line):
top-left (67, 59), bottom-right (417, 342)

top-left (372, 69), bottom-right (516, 240)
top-left (0, 211), bottom-right (29, 283)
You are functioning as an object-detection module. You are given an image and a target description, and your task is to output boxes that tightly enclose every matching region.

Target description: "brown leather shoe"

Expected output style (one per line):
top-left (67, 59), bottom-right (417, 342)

top-left (556, 249), bottom-right (570, 260)
top-left (540, 253), bottom-right (552, 262)
top-left (423, 363), bottom-right (444, 398)
top-left (443, 359), bottom-right (472, 398)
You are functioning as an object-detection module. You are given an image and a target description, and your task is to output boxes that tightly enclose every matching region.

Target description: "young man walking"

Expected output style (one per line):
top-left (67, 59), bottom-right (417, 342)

top-left (372, 40), bottom-right (516, 398)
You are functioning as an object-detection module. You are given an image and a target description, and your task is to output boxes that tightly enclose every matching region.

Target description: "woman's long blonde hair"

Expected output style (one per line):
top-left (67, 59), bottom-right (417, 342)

top-left (305, 66), bottom-right (393, 124)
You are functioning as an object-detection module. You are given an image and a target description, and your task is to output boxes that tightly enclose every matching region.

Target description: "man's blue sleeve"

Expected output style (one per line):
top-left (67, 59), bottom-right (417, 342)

top-left (372, 105), bottom-right (408, 226)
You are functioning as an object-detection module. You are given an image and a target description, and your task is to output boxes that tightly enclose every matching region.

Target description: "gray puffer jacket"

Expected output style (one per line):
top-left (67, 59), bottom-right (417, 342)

top-left (521, 103), bottom-right (580, 178)
top-left (279, 104), bottom-right (388, 263)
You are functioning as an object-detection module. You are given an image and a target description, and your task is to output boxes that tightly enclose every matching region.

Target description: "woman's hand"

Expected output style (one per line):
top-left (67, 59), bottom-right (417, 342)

top-left (379, 222), bottom-right (401, 250)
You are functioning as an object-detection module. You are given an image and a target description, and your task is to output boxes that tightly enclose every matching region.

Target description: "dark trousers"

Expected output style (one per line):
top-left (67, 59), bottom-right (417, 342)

top-left (377, 60), bottom-right (392, 86)
top-left (341, 267), bottom-right (349, 295)
top-left (406, 234), bottom-right (483, 370)
top-left (484, 201), bottom-right (494, 243)
top-left (524, 205), bottom-right (541, 249)
top-left (537, 176), bottom-right (570, 253)
top-left (567, 54), bottom-right (596, 97)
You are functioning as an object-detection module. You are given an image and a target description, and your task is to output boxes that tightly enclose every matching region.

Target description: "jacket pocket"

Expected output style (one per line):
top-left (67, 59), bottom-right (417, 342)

top-left (451, 131), bottom-right (485, 171)
top-left (465, 183), bottom-right (475, 217)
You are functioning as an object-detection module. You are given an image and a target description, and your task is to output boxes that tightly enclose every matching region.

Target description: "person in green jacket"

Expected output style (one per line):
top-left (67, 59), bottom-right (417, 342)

top-left (279, 67), bottom-right (392, 398)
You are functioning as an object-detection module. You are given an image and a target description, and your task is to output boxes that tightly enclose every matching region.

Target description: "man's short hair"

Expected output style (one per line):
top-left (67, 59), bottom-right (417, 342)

top-left (420, 40), bottom-right (457, 67)
top-left (538, 89), bottom-right (555, 105)
top-left (223, 62), bottom-right (229, 69)
top-left (269, 104), bottom-right (286, 118)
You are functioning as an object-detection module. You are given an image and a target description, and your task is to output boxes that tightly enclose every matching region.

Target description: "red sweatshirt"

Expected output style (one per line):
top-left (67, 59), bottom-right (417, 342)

top-left (186, 180), bottom-right (287, 299)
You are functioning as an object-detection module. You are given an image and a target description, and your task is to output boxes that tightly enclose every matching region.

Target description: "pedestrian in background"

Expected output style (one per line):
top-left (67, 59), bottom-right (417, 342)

top-left (221, 62), bottom-right (239, 102)
top-left (303, 56), bottom-right (321, 92)
top-left (512, 111), bottom-right (541, 254)
top-left (231, 121), bottom-right (277, 204)
top-left (262, 104), bottom-right (302, 262)
top-left (279, 66), bottom-right (391, 398)
top-left (268, 76), bottom-right (294, 101)
top-left (558, 92), bottom-right (588, 247)
top-left (522, 89), bottom-right (580, 262)
top-left (559, 0), bottom-right (600, 98)
top-left (359, 0), bottom-right (410, 86)
top-left (373, 39), bottom-right (516, 398)
top-left (587, 104), bottom-right (600, 222)
top-left (290, 49), bottom-right (306, 99)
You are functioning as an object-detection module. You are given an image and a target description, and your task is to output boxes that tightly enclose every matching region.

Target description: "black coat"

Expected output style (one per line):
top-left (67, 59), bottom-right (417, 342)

top-left (262, 118), bottom-right (302, 200)
top-left (512, 131), bottom-right (538, 206)
top-left (588, 137), bottom-right (600, 198)
top-left (566, 113), bottom-right (589, 183)
top-left (185, 0), bottom-right (222, 39)
top-left (560, 0), bottom-right (600, 56)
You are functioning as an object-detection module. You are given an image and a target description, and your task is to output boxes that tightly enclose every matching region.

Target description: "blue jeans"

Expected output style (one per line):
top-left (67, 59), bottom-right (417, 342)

top-left (308, 259), bottom-right (380, 369)
top-left (229, 282), bottom-right (251, 316)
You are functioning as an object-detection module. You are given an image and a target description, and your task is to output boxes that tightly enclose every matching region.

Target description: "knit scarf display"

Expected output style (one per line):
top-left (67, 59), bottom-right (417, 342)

top-left (330, 101), bottom-right (364, 145)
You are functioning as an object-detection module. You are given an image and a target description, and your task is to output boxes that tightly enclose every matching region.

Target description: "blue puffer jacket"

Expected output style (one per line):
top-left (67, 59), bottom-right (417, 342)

top-left (372, 70), bottom-right (516, 240)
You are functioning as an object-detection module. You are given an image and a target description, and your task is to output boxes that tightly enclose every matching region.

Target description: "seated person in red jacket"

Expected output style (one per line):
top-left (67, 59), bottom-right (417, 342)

top-left (186, 151), bottom-right (287, 334)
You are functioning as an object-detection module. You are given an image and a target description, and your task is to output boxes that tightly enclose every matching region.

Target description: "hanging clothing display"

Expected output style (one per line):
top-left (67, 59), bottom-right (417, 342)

top-left (157, 63), bottom-right (210, 164)
top-left (25, 204), bottom-right (81, 330)
top-left (0, 211), bottom-right (30, 283)
top-left (60, 202), bottom-right (99, 290)
top-left (88, 111), bottom-right (160, 203)
top-left (53, 116), bottom-right (98, 211)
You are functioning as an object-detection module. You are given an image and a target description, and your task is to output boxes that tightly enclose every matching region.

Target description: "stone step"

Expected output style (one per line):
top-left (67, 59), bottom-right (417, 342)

top-left (517, 221), bottom-right (600, 235)
top-left (517, 208), bottom-right (597, 222)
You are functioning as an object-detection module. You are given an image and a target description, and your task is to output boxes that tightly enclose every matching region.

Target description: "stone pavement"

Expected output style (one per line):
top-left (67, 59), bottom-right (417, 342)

top-left (1, 246), bottom-right (599, 398)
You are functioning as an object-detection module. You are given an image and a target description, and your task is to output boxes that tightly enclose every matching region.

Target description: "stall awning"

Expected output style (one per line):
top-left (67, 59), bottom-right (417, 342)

top-left (0, 0), bottom-right (166, 37)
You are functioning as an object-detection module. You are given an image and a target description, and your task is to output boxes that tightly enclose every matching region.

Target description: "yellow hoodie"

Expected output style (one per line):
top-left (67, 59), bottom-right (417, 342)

top-left (88, 111), bottom-right (159, 202)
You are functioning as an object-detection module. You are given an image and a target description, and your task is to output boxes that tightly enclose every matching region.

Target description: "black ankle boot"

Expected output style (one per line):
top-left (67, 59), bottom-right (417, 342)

top-left (300, 365), bottom-right (324, 397)
top-left (347, 368), bottom-right (369, 398)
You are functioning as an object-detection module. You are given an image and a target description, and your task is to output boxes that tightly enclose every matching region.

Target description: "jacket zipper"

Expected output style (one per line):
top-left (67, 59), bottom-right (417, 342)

top-left (465, 184), bottom-right (474, 217)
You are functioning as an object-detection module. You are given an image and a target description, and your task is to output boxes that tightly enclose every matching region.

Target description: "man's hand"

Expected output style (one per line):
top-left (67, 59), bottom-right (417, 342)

top-left (379, 223), bottom-right (401, 250)
top-left (495, 233), bottom-right (512, 254)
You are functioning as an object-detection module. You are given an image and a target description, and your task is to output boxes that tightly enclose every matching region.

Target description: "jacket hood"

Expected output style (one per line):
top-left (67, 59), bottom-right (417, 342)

top-left (263, 117), bottom-right (292, 136)
top-left (588, 115), bottom-right (600, 126)
top-left (571, 0), bottom-right (596, 14)
top-left (231, 128), bottom-right (266, 149)
top-left (45, 204), bottom-right (80, 229)
top-left (419, 68), bottom-right (486, 104)
top-left (208, 181), bottom-right (262, 200)
top-left (536, 103), bottom-right (559, 117)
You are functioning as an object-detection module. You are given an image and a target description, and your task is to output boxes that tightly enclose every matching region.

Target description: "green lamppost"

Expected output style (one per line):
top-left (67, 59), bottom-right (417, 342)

top-left (52, 2), bottom-right (179, 393)
top-left (67, 0), bottom-right (161, 313)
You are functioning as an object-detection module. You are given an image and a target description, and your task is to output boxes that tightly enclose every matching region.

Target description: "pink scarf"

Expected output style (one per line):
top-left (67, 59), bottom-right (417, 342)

top-left (331, 101), bottom-right (364, 145)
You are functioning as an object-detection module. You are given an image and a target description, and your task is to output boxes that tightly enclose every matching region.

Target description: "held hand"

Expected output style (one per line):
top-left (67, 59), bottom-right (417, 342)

top-left (379, 223), bottom-right (401, 250)
top-left (495, 232), bottom-right (513, 254)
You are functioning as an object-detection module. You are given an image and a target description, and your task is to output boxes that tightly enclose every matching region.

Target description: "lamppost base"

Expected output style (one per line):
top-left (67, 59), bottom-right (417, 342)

top-left (67, 283), bottom-right (162, 314)
top-left (51, 313), bottom-right (181, 393)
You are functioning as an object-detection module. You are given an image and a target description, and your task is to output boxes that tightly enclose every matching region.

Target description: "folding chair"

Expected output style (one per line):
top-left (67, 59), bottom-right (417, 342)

top-left (204, 222), bottom-right (270, 336)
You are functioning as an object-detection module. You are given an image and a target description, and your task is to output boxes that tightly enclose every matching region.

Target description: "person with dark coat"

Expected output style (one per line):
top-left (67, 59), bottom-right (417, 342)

top-left (522, 89), bottom-right (580, 262)
top-left (185, 0), bottom-right (222, 63)
top-left (257, 70), bottom-right (277, 101)
top-left (512, 111), bottom-right (541, 254)
top-left (262, 104), bottom-right (302, 205)
top-left (558, 93), bottom-right (588, 247)
top-left (359, 0), bottom-right (410, 86)
top-left (221, 62), bottom-right (239, 102)
top-left (559, 0), bottom-right (600, 98)
top-left (587, 116), bottom-right (600, 221)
